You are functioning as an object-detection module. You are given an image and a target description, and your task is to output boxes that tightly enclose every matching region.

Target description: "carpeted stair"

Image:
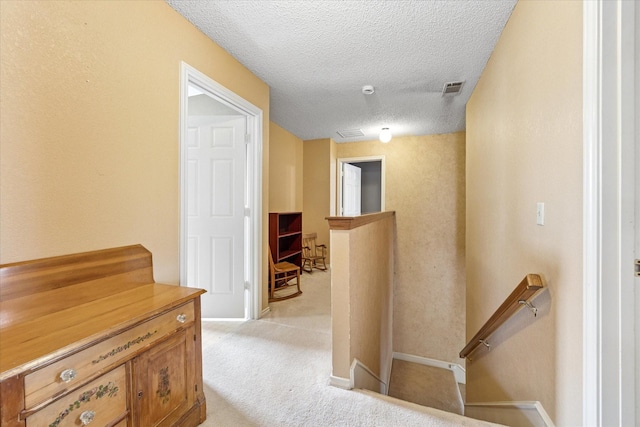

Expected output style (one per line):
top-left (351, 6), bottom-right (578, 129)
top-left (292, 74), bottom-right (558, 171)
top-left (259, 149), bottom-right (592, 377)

top-left (388, 359), bottom-right (465, 415)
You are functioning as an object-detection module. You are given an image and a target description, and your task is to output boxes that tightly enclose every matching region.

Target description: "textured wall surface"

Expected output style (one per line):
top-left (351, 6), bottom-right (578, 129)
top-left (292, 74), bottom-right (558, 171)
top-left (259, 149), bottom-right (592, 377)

top-left (330, 214), bottom-right (394, 383)
top-left (302, 138), bottom-right (336, 263)
top-left (465, 1), bottom-right (583, 424)
top-left (0, 1), bottom-right (271, 309)
top-left (269, 122), bottom-right (303, 213)
top-left (336, 133), bottom-right (466, 365)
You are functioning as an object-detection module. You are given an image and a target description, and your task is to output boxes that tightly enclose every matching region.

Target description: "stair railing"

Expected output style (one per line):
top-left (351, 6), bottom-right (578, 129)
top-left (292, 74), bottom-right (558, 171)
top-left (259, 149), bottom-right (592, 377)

top-left (460, 274), bottom-right (545, 360)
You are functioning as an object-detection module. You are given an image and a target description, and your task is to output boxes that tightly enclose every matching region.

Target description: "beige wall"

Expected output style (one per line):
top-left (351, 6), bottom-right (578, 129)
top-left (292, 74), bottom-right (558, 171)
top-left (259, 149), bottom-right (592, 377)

top-left (336, 133), bottom-right (466, 364)
top-left (269, 122), bottom-right (303, 212)
top-left (302, 138), bottom-right (336, 263)
top-left (0, 1), bottom-right (272, 309)
top-left (329, 140), bottom-right (337, 217)
top-left (330, 213), bottom-right (395, 384)
top-left (465, 1), bottom-right (583, 424)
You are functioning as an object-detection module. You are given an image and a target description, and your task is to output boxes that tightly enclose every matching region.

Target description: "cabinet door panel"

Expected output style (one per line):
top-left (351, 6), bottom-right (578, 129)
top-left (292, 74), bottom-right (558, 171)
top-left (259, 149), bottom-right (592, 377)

top-left (133, 330), bottom-right (194, 427)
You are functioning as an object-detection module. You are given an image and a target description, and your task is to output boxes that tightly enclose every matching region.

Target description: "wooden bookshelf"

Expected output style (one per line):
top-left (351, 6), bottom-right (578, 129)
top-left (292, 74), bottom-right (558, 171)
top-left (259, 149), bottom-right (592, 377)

top-left (269, 212), bottom-right (302, 268)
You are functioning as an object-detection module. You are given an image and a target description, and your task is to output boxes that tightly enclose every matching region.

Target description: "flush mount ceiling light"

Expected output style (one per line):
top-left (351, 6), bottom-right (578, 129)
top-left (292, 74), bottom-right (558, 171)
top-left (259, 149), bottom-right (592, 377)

top-left (362, 85), bottom-right (375, 95)
top-left (379, 127), bottom-right (392, 143)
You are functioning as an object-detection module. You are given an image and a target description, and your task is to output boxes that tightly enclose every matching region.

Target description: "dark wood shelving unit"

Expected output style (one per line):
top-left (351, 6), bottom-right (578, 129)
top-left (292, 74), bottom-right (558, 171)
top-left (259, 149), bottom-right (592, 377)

top-left (269, 212), bottom-right (302, 268)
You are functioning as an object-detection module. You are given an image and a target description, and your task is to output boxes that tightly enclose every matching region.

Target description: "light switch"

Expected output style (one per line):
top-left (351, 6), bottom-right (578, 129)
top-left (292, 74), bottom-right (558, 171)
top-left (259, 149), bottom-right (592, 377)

top-left (536, 202), bottom-right (545, 226)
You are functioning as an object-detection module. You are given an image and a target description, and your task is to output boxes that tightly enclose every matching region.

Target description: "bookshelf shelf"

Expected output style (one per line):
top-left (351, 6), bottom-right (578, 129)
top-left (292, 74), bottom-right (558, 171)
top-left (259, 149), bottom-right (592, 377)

top-left (269, 212), bottom-right (302, 268)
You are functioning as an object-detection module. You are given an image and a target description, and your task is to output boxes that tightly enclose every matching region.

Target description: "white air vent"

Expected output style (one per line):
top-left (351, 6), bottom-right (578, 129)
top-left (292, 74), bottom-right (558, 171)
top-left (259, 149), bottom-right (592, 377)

top-left (337, 129), bottom-right (365, 138)
top-left (442, 81), bottom-right (465, 96)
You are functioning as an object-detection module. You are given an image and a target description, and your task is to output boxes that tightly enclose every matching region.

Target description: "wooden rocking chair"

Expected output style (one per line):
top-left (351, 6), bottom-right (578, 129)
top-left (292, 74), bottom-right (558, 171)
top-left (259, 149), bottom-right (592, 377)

top-left (268, 247), bottom-right (302, 302)
top-left (301, 233), bottom-right (327, 273)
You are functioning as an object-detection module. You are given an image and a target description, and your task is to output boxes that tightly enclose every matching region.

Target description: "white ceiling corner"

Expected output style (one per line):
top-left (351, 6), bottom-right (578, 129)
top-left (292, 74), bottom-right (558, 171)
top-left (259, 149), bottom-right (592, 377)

top-left (166, 0), bottom-right (517, 143)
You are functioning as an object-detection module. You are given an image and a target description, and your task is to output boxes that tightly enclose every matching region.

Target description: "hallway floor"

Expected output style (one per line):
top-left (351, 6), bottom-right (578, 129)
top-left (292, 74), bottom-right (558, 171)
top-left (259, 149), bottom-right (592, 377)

top-left (197, 268), bottom-right (498, 426)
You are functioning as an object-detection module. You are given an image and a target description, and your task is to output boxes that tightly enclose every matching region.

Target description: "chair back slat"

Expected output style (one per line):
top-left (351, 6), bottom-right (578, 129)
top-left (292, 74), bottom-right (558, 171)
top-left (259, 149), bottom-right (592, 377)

top-left (301, 233), bottom-right (327, 273)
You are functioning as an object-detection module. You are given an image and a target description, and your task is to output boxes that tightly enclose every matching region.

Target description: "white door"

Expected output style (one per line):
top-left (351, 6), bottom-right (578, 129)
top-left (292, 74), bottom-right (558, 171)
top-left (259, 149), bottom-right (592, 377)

top-left (626, 2), bottom-right (638, 421)
top-left (630, 4), bottom-right (640, 423)
top-left (629, 0), bottom-right (640, 414)
top-left (342, 163), bottom-right (361, 216)
top-left (632, 133), bottom-right (640, 423)
top-left (186, 115), bottom-right (246, 318)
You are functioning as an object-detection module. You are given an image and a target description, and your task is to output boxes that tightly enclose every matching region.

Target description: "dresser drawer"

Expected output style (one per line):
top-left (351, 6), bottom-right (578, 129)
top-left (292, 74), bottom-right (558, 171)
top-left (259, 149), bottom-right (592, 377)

top-left (24, 302), bottom-right (195, 409)
top-left (26, 364), bottom-right (127, 427)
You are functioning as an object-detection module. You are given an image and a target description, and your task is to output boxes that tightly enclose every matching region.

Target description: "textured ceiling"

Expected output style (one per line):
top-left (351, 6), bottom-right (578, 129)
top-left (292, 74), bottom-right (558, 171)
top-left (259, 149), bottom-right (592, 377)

top-left (166, 0), bottom-right (516, 142)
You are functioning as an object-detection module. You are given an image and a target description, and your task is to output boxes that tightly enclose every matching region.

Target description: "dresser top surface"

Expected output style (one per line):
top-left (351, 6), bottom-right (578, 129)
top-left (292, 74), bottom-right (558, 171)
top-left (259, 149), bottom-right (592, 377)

top-left (0, 245), bottom-right (206, 381)
top-left (0, 281), bottom-right (204, 380)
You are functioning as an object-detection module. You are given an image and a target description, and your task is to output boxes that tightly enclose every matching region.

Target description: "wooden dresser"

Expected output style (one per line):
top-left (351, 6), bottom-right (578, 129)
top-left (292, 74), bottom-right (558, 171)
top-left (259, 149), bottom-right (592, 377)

top-left (0, 245), bottom-right (206, 427)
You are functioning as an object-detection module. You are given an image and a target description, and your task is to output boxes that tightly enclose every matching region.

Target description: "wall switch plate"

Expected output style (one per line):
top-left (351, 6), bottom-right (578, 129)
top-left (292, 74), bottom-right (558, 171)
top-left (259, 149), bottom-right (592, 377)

top-left (536, 202), bottom-right (545, 225)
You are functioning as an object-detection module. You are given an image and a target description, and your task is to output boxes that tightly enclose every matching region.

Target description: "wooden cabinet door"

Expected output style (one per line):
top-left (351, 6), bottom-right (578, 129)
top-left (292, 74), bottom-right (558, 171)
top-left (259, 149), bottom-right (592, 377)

top-left (132, 327), bottom-right (195, 426)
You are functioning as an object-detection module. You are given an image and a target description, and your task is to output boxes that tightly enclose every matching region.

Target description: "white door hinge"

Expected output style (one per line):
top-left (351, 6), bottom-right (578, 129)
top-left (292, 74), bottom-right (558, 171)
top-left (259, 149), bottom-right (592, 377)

top-left (244, 207), bottom-right (251, 217)
top-left (245, 134), bottom-right (251, 145)
top-left (244, 281), bottom-right (251, 290)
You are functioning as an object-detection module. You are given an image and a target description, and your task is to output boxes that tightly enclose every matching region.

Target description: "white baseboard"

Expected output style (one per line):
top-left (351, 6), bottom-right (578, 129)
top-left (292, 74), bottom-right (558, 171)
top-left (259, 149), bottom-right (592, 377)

top-left (392, 352), bottom-right (466, 384)
top-left (329, 375), bottom-right (351, 389)
top-left (383, 351), bottom-right (393, 395)
top-left (465, 401), bottom-right (555, 427)
top-left (260, 306), bottom-right (271, 318)
top-left (351, 358), bottom-right (388, 395)
top-left (329, 359), bottom-right (388, 395)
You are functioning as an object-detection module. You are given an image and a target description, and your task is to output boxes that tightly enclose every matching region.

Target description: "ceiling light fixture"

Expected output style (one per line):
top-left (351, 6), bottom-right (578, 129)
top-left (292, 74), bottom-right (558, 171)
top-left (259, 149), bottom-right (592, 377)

top-left (362, 85), bottom-right (375, 95)
top-left (379, 128), bottom-right (392, 143)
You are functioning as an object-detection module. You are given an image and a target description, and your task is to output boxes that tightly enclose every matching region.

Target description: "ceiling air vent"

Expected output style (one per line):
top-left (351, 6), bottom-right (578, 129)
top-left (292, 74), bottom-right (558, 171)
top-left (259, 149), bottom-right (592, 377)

top-left (336, 129), bottom-right (365, 138)
top-left (442, 81), bottom-right (465, 96)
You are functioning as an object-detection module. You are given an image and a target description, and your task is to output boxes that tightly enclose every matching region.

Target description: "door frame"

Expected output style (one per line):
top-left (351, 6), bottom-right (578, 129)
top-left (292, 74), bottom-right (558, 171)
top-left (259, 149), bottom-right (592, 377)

top-left (179, 62), bottom-right (263, 320)
top-left (583, 1), bottom-right (636, 424)
top-left (337, 156), bottom-right (385, 216)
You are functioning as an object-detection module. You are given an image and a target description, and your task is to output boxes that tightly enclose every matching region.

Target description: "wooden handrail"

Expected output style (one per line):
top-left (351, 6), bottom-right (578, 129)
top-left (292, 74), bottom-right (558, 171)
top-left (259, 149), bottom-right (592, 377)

top-left (326, 211), bottom-right (395, 231)
top-left (460, 274), bottom-right (544, 359)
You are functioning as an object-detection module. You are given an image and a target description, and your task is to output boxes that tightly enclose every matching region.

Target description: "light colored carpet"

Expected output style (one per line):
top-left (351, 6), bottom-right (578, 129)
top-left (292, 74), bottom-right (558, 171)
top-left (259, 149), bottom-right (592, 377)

top-left (199, 270), bottom-right (499, 426)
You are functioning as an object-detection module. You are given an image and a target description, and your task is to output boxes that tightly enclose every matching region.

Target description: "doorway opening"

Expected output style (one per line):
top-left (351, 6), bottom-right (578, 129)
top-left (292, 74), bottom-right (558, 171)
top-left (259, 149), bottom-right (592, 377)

top-left (179, 62), bottom-right (263, 320)
top-left (337, 156), bottom-right (385, 216)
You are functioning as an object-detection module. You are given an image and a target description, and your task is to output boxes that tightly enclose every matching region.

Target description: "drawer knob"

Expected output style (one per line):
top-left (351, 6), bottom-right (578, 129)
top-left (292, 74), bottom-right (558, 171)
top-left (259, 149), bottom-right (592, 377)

top-left (176, 313), bottom-right (187, 323)
top-left (79, 410), bottom-right (96, 425)
top-left (59, 368), bottom-right (77, 383)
